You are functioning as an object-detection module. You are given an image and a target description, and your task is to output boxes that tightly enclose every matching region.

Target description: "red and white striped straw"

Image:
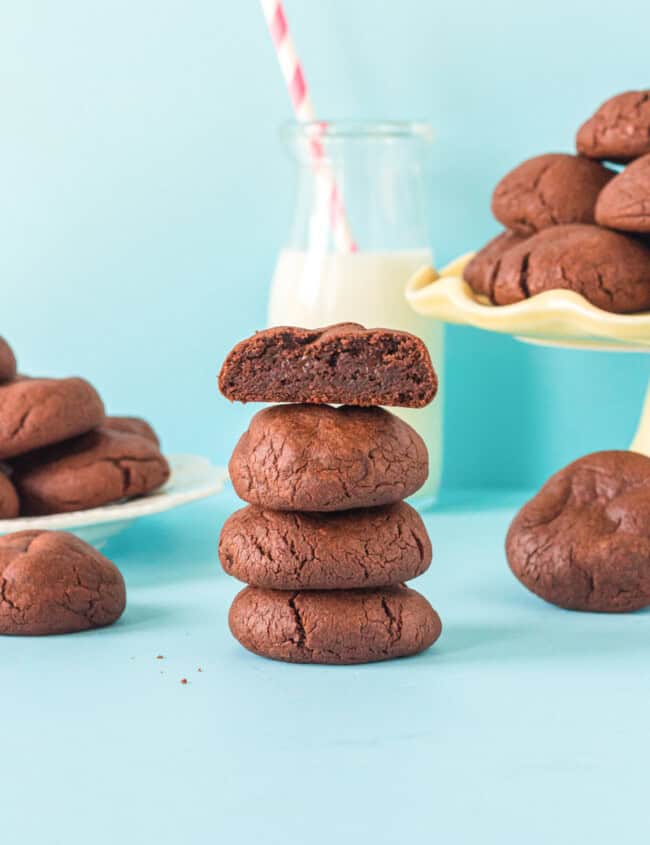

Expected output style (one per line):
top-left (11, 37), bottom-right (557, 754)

top-left (259, 0), bottom-right (358, 252)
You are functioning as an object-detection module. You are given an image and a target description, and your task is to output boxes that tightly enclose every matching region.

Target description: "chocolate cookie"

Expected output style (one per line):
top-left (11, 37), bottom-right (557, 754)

top-left (0, 530), bottom-right (126, 635)
top-left (463, 230), bottom-right (528, 299)
top-left (229, 404), bottom-right (428, 511)
top-left (491, 154), bottom-right (614, 235)
top-left (507, 450), bottom-right (650, 612)
top-left (229, 584), bottom-right (442, 664)
top-left (105, 415), bottom-right (160, 446)
top-left (218, 323), bottom-right (438, 408)
top-left (0, 471), bottom-right (19, 519)
top-left (12, 427), bottom-right (170, 515)
top-left (595, 153), bottom-right (650, 233)
top-left (490, 224), bottom-right (650, 313)
top-left (0, 338), bottom-right (17, 383)
top-left (219, 501), bottom-right (432, 590)
top-left (577, 90), bottom-right (650, 163)
top-left (0, 377), bottom-right (105, 460)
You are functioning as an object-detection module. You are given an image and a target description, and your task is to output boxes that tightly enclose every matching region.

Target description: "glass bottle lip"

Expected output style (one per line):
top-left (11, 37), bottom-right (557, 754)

top-left (280, 120), bottom-right (434, 143)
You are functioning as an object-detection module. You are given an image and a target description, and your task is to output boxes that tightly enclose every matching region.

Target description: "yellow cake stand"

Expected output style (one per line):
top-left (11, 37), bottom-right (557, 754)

top-left (406, 254), bottom-right (650, 455)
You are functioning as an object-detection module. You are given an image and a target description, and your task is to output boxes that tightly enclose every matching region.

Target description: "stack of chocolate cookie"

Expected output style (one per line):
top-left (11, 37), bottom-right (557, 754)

top-left (0, 336), bottom-right (169, 518)
top-left (464, 89), bottom-right (650, 314)
top-left (218, 323), bottom-right (443, 664)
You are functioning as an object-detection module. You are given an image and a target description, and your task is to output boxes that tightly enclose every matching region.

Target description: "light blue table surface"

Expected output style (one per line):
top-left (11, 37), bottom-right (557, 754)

top-left (2, 489), bottom-right (648, 845)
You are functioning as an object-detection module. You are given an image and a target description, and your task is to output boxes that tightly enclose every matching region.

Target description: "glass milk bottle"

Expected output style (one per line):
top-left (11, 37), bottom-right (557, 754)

top-left (268, 122), bottom-right (443, 501)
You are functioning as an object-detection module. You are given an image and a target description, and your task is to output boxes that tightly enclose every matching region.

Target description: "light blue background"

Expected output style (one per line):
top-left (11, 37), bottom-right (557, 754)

top-left (4, 494), bottom-right (650, 845)
top-left (2, 6), bottom-right (650, 845)
top-left (2, 0), bottom-right (648, 491)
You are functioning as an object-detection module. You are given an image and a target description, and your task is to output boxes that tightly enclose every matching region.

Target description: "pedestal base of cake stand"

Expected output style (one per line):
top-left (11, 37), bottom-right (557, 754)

top-left (630, 383), bottom-right (650, 456)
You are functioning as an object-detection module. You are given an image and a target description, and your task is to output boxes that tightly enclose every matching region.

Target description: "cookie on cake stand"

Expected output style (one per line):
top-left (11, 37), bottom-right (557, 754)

top-left (406, 255), bottom-right (650, 454)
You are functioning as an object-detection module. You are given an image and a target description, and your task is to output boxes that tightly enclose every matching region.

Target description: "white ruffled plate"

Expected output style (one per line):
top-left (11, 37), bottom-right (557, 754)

top-left (406, 254), bottom-right (650, 351)
top-left (0, 454), bottom-right (228, 548)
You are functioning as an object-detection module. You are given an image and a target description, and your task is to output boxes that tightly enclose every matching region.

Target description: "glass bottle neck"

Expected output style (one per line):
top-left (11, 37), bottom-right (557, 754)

top-left (283, 123), bottom-right (434, 254)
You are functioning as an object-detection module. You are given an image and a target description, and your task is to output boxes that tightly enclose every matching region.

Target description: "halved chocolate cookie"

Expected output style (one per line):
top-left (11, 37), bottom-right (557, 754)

top-left (219, 323), bottom-right (437, 408)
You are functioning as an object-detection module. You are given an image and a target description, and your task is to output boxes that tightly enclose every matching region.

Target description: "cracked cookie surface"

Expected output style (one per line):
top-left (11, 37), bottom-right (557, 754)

top-left (0, 338), bottom-right (17, 383)
top-left (463, 230), bottom-right (528, 299)
top-left (0, 377), bottom-right (105, 460)
top-left (104, 415), bottom-right (161, 446)
top-left (489, 224), bottom-right (650, 313)
top-left (577, 90), bottom-right (650, 162)
top-left (596, 152), bottom-right (650, 234)
top-left (219, 502), bottom-right (432, 589)
top-left (507, 450), bottom-right (650, 612)
top-left (229, 584), bottom-right (442, 664)
top-left (491, 154), bottom-right (614, 235)
top-left (218, 323), bottom-right (438, 408)
top-left (11, 427), bottom-right (170, 515)
top-left (0, 530), bottom-right (126, 635)
top-left (0, 472), bottom-right (19, 519)
top-left (229, 404), bottom-right (428, 512)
